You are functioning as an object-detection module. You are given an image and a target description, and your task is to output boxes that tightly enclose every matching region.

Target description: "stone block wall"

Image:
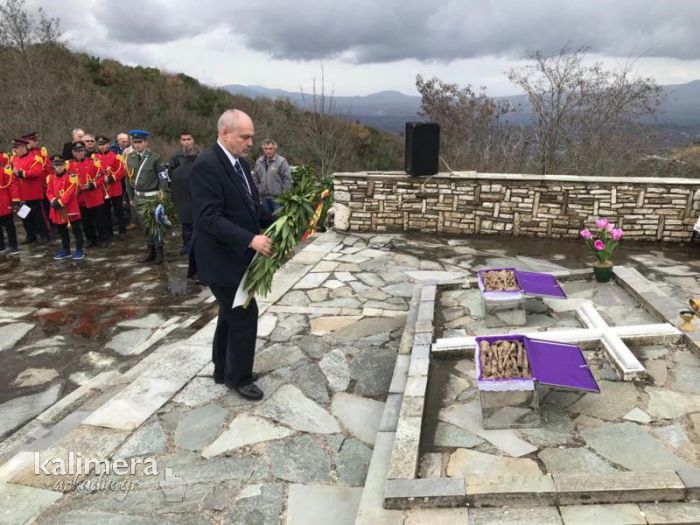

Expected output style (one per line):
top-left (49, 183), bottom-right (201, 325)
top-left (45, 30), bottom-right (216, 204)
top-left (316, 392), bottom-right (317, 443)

top-left (332, 171), bottom-right (700, 242)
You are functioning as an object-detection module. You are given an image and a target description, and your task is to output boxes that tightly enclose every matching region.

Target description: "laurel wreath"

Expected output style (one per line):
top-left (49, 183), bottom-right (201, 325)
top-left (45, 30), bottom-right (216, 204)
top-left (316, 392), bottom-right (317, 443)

top-left (135, 191), bottom-right (179, 241)
top-left (243, 167), bottom-right (331, 306)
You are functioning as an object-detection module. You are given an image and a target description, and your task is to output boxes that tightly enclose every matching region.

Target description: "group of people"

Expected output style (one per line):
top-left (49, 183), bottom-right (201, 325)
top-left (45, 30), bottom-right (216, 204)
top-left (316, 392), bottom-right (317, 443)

top-left (0, 127), bottom-right (292, 267)
top-left (0, 110), bottom-right (296, 403)
top-left (0, 129), bottom-right (146, 260)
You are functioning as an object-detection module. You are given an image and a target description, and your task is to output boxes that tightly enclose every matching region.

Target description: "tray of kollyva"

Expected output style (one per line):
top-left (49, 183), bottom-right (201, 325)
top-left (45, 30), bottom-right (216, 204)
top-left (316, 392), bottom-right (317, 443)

top-left (477, 268), bottom-right (568, 327)
top-left (474, 334), bottom-right (600, 429)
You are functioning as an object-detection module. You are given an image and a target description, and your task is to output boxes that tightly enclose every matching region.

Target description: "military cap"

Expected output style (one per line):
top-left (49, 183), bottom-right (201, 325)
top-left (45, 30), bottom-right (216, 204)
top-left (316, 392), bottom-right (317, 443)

top-left (21, 131), bottom-right (38, 141)
top-left (128, 129), bottom-right (150, 141)
top-left (50, 154), bottom-right (65, 163)
top-left (12, 138), bottom-right (29, 147)
top-left (71, 141), bottom-right (86, 151)
top-left (95, 135), bottom-right (110, 144)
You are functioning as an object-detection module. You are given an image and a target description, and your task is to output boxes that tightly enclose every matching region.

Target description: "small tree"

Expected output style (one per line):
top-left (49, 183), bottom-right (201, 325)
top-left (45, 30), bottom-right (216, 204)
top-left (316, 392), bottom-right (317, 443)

top-left (415, 74), bottom-right (528, 172)
top-left (300, 65), bottom-right (353, 177)
top-left (508, 46), bottom-right (664, 175)
top-left (0, 0), bottom-right (60, 51)
top-left (0, 0), bottom-right (66, 145)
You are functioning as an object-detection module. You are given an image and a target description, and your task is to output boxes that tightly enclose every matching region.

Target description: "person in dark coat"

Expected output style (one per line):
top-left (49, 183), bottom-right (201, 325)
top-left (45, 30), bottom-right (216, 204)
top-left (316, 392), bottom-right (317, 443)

top-left (188, 109), bottom-right (274, 401)
top-left (61, 128), bottom-right (84, 160)
top-left (170, 150), bottom-right (199, 254)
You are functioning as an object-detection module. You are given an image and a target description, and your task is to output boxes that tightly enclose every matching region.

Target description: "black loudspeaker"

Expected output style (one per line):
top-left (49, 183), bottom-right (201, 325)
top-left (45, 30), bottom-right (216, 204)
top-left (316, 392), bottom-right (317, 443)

top-left (405, 122), bottom-right (440, 176)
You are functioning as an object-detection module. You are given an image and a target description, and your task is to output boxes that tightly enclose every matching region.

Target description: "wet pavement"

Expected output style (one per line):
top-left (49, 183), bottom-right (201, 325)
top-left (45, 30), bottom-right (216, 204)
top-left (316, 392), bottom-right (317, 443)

top-left (0, 224), bottom-right (215, 426)
top-left (0, 228), bottom-right (699, 524)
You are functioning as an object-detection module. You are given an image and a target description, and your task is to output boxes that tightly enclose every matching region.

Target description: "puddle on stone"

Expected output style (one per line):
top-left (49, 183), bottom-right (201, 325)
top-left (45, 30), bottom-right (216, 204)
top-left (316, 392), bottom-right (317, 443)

top-left (0, 234), bottom-right (213, 406)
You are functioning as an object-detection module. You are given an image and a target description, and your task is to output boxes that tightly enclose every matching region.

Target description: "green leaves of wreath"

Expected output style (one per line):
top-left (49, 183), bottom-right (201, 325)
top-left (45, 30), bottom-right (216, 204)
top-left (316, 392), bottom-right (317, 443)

top-left (244, 167), bottom-right (332, 307)
top-left (136, 192), bottom-right (179, 239)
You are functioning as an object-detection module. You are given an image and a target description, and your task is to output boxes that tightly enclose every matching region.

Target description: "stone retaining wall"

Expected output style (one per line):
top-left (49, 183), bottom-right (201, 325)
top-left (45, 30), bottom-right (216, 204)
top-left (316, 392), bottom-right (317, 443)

top-left (332, 171), bottom-right (700, 242)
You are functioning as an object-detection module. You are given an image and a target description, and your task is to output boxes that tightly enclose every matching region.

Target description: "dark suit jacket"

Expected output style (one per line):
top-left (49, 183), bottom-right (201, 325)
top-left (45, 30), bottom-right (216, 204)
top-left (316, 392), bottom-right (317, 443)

top-left (171, 156), bottom-right (196, 224)
top-left (189, 143), bottom-right (274, 288)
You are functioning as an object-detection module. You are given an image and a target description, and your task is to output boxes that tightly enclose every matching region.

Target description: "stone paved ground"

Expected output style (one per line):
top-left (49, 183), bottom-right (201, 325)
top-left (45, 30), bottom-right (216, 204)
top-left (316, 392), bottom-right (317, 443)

top-left (428, 304), bottom-right (700, 482)
top-left (0, 229), bottom-right (215, 439)
top-left (1, 230), bottom-right (699, 524)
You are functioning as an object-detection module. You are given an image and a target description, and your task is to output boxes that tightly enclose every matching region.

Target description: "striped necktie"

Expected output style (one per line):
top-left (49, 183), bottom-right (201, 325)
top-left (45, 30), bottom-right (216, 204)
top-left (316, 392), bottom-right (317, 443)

top-left (233, 160), bottom-right (255, 210)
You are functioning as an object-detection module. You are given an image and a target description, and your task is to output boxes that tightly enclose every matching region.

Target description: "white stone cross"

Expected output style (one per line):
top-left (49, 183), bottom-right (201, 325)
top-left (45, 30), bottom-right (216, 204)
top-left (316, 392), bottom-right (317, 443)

top-left (433, 300), bottom-right (682, 380)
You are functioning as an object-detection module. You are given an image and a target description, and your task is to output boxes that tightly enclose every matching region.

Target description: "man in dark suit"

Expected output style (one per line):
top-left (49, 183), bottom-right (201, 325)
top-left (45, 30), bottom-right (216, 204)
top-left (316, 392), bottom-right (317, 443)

top-left (189, 109), bottom-right (275, 400)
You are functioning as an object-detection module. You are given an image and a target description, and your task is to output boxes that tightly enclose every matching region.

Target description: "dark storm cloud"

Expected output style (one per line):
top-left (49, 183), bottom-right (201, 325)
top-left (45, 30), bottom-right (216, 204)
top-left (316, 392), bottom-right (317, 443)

top-left (72, 0), bottom-right (700, 61)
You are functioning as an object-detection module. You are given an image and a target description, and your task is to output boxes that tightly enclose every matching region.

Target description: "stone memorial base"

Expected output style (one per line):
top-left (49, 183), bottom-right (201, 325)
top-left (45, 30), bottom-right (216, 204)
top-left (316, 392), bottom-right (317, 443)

top-left (378, 267), bottom-right (700, 511)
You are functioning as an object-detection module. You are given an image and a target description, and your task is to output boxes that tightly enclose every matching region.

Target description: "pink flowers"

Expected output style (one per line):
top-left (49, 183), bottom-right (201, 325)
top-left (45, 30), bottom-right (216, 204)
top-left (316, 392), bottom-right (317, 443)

top-left (582, 217), bottom-right (623, 263)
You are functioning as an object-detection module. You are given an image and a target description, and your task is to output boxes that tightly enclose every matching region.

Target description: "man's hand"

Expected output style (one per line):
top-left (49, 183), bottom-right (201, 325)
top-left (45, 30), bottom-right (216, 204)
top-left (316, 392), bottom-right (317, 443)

top-left (249, 235), bottom-right (273, 257)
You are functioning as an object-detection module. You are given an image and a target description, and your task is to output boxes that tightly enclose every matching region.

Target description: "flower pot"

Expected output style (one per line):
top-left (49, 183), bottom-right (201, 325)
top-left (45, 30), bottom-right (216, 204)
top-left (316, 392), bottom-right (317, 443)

top-left (592, 262), bottom-right (614, 283)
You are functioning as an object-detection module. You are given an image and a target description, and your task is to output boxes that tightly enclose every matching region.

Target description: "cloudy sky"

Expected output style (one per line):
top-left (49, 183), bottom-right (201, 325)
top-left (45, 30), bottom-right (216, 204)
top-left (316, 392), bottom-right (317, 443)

top-left (33, 0), bottom-right (700, 96)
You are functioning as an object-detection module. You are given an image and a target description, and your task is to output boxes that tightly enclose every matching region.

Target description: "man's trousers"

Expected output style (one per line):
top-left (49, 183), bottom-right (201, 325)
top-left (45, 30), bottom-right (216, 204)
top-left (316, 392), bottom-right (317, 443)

top-left (209, 285), bottom-right (258, 387)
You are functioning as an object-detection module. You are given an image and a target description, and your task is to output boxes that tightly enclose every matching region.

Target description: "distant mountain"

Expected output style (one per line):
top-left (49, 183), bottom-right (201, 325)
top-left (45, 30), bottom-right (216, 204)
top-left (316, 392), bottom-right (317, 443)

top-left (223, 81), bottom-right (700, 145)
top-left (223, 84), bottom-right (423, 133)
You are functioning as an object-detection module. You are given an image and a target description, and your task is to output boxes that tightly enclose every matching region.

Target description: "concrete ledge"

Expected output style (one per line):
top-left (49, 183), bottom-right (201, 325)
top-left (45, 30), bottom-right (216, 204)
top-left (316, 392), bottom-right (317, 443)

top-left (379, 394), bottom-right (403, 433)
top-left (553, 471), bottom-right (687, 505)
top-left (353, 431), bottom-right (406, 524)
top-left (388, 355), bottom-right (410, 394)
top-left (385, 284), bottom-right (428, 483)
top-left (386, 417), bottom-right (421, 480)
top-left (677, 468), bottom-right (700, 500)
top-left (466, 474), bottom-right (557, 507)
top-left (384, 478), bottom-right (467, 509)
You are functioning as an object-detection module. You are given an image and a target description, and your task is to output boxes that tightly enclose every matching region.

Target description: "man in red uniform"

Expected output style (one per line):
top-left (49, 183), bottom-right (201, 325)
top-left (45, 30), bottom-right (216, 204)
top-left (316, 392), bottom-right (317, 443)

top-left (94, 135), bottom-right (126, 240)
top-left (21, 132), bottom-right (52, 230)
top-left (46, 155), bottom-right (84, 260)
top-left (0, 152), bottom-right (19, 254)
top-left (21, 132), bottom-right (49, 170)
top-left (69, 142), bottom-right (109, 248)
top-left (11, 138), bottom-right (50, 244)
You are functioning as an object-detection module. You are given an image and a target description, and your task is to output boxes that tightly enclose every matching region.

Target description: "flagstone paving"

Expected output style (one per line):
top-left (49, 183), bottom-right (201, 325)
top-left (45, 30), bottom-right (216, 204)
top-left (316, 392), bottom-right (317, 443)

top-left (0, 231), bottom-right (216, 439)
top-left (0, 230), bottom-right (700, 523)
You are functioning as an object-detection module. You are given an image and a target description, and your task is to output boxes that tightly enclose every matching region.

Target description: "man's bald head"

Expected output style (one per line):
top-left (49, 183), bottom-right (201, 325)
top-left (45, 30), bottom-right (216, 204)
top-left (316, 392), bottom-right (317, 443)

top-left (217, 109), bottom-right (255, 158)
top-left (116, 133), bottom-right (129, 150)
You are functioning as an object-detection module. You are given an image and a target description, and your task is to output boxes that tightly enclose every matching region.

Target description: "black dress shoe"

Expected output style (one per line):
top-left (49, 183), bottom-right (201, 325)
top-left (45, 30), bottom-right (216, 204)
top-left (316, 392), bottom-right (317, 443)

top-left (214, 373), bottom-right (259, 384)
top-left (233, 383), bottom-right (264, 401)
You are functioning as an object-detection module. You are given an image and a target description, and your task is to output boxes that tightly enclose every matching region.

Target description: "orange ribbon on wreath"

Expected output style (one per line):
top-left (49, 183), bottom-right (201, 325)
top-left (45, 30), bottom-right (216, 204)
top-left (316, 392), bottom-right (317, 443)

top-left (301, 189), bottom-right (330, 241)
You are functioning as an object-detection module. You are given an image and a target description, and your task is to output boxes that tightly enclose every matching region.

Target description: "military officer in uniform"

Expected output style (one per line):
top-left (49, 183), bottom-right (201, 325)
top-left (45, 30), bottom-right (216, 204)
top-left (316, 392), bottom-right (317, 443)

top-left (125, 130), bottom-right (168, 264)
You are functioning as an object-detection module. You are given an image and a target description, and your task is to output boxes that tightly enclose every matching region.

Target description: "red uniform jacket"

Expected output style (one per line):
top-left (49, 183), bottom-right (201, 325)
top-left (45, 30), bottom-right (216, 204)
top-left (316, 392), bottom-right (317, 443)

top-left (0, 155), bottom-right (19, 217)
top-left (46, 170), bottom-right (80, 224)
top-left (94, 151), bottom-right (124, 198)
top-left (11, 151), bottom-right (46, 201)
top-left (31, 147), bottom-right (51, 176)
top-left (70, 157), bottom-right (104, 209)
